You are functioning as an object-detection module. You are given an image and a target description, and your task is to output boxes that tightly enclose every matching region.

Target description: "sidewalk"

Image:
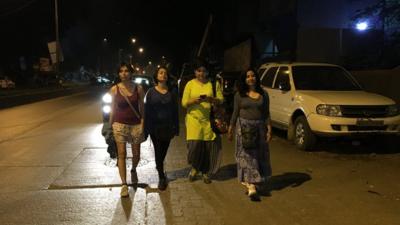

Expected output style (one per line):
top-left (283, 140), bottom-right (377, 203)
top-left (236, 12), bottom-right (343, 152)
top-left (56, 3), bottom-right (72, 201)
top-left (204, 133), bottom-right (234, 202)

top-left (48, 129), bottom-right (264, 225)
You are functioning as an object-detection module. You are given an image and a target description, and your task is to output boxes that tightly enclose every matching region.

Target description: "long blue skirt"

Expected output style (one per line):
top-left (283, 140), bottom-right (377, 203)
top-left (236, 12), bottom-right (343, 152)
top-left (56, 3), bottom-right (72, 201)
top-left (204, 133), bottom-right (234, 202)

top-left (235, 118), bottom-right (272, 183)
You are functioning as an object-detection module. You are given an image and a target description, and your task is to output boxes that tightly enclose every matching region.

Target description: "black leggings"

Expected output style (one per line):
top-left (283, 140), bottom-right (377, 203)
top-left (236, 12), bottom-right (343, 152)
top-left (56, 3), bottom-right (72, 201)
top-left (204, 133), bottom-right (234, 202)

top-left (150, 134), bottom-right (171, 176)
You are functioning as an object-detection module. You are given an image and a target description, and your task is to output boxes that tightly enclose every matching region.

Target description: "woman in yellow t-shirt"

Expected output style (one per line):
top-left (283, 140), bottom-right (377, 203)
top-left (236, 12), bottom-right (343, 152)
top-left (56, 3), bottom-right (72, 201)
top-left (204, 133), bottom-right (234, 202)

top-left (181, 60), bottom-right (224, 183)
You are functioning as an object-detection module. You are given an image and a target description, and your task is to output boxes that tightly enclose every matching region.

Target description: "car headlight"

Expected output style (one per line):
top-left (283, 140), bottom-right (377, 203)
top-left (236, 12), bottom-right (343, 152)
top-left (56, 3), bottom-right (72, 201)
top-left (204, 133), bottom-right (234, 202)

top-left (102, 105), bottom-right (111, 114)
top-left (102, 93), bottom-right (112, 103)
top-left (134, 78), bottom-right (143, 84)
top-left (316, 104), bottom-right (342, 117)
top-left (386, 104), bottom-right (400, 116)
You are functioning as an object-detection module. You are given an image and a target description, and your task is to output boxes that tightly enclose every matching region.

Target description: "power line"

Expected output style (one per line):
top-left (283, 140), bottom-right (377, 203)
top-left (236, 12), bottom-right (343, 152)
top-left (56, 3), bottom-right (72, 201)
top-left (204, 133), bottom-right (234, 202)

top-left (0, 0), bottom-right (38, 17)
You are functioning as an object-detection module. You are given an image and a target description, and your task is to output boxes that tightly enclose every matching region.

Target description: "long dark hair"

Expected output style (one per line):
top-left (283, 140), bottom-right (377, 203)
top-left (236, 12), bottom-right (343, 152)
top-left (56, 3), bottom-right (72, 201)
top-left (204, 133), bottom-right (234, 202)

top-left (117, 62), bottom-right (133, 74)
top-left (153, 66), bottom-right (169, 84)
top-left (237, 68), bottom-right (264, 97)
top-left (153, 66), bottom-right (175, 91)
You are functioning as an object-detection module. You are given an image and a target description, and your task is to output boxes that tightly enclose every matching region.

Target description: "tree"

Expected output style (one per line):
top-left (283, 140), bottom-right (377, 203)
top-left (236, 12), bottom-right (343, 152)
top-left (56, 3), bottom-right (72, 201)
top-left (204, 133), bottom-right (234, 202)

top-left (353, 0), bottom-right (400, 67)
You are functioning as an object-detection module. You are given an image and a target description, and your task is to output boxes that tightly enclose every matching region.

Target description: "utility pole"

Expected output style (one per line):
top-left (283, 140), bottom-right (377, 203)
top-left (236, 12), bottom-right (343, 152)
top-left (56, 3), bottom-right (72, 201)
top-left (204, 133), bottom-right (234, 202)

top-left (197, 14), bottom-right (213, 57)
top-left (55, 0), bottom-right (60, 77)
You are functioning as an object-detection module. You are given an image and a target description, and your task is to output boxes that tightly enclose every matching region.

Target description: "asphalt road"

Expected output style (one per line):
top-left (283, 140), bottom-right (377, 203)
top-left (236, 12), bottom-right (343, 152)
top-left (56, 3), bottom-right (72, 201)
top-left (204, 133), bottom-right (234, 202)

top-left (0, 90), bottom-right (399, 225)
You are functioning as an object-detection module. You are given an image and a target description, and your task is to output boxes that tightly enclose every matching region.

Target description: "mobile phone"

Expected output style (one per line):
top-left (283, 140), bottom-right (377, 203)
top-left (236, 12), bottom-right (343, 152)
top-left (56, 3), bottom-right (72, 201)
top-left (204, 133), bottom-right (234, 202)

top-left (200, 94), bottom-right (207, 99)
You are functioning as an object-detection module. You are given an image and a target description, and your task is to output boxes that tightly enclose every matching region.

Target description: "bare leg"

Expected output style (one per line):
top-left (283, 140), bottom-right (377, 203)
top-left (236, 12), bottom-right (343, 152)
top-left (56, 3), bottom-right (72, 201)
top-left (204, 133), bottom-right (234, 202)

top-left (131, 143), bottom-right (141, 168)
top-left (130, 143), bottom-right (141, 184)
top-left (116, 141), bottom-right (127, 185)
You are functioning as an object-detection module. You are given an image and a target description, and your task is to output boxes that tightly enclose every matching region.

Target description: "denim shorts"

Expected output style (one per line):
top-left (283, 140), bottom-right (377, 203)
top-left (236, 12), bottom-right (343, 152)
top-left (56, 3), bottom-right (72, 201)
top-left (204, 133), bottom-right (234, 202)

top-left (112, 122), bottom-right (145, 145)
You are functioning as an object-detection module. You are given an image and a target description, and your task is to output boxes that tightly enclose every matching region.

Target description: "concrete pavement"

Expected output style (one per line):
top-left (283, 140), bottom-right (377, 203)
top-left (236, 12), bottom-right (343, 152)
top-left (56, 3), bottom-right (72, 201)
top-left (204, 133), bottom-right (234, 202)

top-left (0, 90), bottom-right (399, 225)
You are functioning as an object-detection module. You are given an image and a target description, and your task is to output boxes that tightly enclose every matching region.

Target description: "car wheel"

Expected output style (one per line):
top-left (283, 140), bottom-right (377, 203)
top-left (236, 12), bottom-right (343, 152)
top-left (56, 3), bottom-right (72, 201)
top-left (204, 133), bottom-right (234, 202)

top-left (294, 116), bottom-right (316, 150)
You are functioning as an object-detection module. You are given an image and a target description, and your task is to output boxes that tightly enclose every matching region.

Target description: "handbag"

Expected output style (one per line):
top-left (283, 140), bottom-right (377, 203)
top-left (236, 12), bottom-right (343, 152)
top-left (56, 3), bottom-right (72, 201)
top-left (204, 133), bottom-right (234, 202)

top-left (154, 123), bottom-right (175, 141)
top-left (239, 118), bottom-right (259, 149)
top-left (210, 80), bottom-right (228, 134)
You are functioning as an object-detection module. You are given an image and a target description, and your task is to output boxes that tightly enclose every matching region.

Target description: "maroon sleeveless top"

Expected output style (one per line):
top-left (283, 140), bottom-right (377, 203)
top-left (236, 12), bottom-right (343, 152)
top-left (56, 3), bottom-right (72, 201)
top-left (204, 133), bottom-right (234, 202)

top-left (113, 85), bottom-right (141, 125)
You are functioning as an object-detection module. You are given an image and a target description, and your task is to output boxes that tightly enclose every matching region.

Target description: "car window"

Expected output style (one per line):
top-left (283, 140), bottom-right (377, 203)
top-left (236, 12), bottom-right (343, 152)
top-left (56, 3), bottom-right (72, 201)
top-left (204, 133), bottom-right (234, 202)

top-left (273, 67), bottom-right (290, 89)
top-left (292, 66), bottom-right (362, 91)
top-left (261, 67), bottom-right (278, 88)
top-left (258, 68), bottom-right (266, 77)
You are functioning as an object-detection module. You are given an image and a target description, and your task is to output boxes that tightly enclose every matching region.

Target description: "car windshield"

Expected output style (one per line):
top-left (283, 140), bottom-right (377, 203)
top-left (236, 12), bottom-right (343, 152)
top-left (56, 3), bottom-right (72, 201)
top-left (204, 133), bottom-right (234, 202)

top-left (292, 66), bottom-right (362, 91)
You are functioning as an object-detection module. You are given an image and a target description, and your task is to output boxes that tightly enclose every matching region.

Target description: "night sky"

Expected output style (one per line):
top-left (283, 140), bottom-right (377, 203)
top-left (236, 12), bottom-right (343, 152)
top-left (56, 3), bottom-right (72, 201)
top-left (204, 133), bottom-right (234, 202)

top-left (0, 0), bottom-right (223, 73)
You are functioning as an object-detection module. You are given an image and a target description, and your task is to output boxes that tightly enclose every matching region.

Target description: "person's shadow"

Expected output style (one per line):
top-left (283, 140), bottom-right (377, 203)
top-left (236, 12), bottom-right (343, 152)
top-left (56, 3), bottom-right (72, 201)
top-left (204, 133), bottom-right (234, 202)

top-left (258, 172), bottom-right (312, 196)
top-left (166, 164), bottom-right (237, 181)
top-left (110, 197), bottom-right (132, 225)
top-left (165, 167), bottom-right (191, 181)
top-left (213, 164), bottom-right (237, 181)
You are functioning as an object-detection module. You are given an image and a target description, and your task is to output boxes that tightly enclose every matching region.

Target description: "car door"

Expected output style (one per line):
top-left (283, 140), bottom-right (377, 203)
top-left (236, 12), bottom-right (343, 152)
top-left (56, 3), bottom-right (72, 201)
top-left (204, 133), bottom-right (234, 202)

top-left (260, 66), bottom-right (278, 123)
top-left (269, 66), bottom-right (293, 127)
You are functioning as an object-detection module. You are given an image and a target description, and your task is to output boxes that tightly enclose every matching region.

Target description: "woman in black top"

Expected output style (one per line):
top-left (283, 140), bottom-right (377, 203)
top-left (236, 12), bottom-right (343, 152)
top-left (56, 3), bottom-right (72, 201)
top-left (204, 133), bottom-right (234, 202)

top-left (144, 66), bottom-right (179, 190)
top-left (228, 68), bottom-right (272, 201)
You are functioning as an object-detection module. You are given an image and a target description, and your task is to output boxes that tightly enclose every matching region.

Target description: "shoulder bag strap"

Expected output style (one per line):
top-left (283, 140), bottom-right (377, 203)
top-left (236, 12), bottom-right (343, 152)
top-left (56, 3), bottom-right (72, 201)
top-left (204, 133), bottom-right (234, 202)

top-left (118, 84), bottom-right (142, 119)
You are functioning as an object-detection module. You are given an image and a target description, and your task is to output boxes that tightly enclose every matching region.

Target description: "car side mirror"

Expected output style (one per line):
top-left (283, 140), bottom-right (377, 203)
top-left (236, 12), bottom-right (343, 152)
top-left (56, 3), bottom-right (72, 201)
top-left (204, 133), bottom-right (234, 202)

top-left (278, 81), bottom-right (291, 91)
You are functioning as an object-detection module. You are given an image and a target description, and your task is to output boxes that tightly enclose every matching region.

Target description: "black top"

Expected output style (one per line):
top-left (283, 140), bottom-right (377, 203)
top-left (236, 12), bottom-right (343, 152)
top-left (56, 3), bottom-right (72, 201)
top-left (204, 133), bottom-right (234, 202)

top-left (144, 87), bottom-right (179, 136)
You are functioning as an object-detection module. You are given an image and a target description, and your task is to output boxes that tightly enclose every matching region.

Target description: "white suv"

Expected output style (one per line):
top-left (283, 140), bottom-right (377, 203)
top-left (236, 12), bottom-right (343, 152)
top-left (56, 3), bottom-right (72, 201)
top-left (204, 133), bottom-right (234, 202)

top-left (258, 62), bottom-right (400, 150)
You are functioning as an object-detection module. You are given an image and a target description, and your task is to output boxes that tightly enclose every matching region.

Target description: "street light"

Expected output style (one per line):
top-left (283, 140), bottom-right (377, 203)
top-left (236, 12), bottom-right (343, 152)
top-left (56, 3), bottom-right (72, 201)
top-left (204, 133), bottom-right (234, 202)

top-left (356, 21), bottom-right (369, 31)
top-left (139, 47), bottom-right (144, 53)
top-left (131, 38), bottom-right (136, 44)
top-left (148, 61), bottom-right (152, 65)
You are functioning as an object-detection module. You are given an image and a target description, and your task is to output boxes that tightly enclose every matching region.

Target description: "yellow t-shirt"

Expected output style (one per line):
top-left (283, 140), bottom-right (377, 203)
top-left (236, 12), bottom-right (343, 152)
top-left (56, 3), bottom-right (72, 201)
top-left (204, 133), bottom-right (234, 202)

top-left (181, 79), bottom-right (224, 141)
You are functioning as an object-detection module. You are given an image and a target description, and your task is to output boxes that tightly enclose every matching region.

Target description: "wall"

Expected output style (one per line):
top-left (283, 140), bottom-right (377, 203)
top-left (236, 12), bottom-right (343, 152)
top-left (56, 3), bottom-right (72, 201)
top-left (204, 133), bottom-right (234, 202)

top-left (351, 69), bottom-right (400, 103)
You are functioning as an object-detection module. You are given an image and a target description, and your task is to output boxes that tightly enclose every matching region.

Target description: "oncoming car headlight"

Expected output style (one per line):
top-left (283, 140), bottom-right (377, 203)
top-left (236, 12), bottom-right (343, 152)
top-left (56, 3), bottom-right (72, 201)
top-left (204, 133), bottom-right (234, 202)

top-left (102, 93), bottom-right (112, 103)
top-left (316, 104), bottom-right (342, 117)
top-left (102, 105), bottom-right (111, 114)
top-left (386, 104), bottom-right (400, 116)
top-left (134, 78), bottom-right (143, 84)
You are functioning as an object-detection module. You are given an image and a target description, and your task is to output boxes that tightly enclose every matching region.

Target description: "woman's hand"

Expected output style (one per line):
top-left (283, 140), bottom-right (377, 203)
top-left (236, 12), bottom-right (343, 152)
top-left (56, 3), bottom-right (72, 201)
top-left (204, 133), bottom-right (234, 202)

top-left (140, 119), bottom-right (145, 133)
top-left (206, 96), bottom-right (220, 105)
top-left (266, 130), bottom-right (272, 143)
top-left (189, 97), bottom-right (202, 106)
top-left (227, 126), bottom-right (234, 141)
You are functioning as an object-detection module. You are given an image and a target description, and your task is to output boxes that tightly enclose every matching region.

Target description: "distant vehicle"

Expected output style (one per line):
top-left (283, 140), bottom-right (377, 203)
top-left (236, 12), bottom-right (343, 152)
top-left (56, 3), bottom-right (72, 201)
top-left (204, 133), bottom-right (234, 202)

top-left (258, 62), bottom-right (400, 150)
top-left (0, 76), bottom-right (15, 89)
top-left (96, 76), bottom-right (111, 85)
top-left (132, 75), bottom-right (154, 93)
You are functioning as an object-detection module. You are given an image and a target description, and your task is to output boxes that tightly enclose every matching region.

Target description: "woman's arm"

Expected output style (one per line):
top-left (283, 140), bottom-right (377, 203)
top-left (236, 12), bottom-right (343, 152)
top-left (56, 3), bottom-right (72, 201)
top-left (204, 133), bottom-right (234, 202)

top-left (228, 93), bottom-right (240, 141)
top-left (263, 92), bottom-right (272, 142)
top-left (172, 90), bottom-right (180, 135)
top-left (207, 81), bottom-right (224, 105)
top-left (108, 85), bottom-right (117, 125)
top-left (143, 88), bottom-right (152, 135)
top-left (138, 85), bottom-right (145, 128)
top-left (181, 81), bottom-right (201, 108)
top-left (214, 81), bottom-right (224, 104)
top-left (266, 115), bottom-right (272, 142)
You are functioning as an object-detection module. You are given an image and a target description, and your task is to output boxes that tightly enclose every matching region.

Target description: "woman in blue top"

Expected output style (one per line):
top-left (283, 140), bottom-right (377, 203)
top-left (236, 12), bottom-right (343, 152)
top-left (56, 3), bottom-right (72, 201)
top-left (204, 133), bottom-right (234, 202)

top-left (144, 66), bottom-right (179, 190)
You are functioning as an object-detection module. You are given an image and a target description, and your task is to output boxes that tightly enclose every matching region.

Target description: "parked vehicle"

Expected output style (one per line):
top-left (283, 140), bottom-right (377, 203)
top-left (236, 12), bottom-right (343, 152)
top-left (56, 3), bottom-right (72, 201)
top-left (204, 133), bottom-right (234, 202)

top-left (0, 76), bottom-right (15, 89)
top-left (258, 62), bottom-right (400, 150)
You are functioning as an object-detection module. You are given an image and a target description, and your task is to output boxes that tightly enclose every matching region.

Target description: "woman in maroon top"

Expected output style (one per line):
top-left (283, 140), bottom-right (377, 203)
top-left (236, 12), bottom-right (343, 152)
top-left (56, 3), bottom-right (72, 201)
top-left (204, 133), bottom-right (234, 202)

top-left (109, 63), bottom-right (145, 197)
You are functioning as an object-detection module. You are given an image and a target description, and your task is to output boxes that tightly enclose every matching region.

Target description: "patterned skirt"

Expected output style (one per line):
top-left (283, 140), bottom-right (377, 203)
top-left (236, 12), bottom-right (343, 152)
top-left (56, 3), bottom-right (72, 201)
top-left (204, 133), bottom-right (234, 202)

top-left (187, 136), bottom-right (222, 176)
top-left (235, 118), bottom-right (272, 183)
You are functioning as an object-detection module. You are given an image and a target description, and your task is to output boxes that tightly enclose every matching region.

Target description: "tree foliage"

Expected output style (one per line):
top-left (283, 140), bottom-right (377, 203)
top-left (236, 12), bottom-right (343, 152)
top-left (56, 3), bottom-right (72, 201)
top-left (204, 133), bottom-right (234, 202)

top-left (353, 0), bottom-right (400, 66)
